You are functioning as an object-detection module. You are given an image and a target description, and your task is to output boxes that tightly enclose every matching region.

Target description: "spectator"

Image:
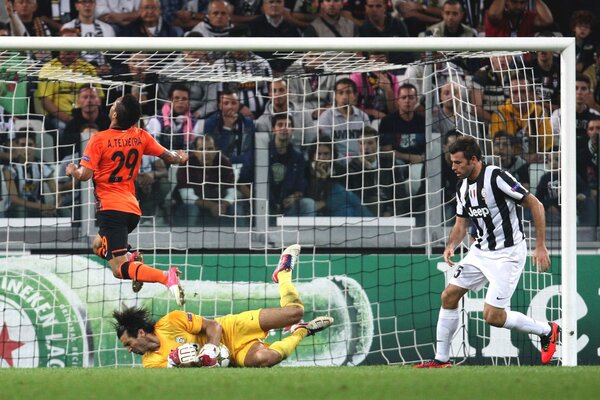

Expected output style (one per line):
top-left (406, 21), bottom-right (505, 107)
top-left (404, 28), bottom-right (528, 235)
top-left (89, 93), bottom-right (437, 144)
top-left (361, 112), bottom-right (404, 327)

top-left (285, 53), bottom-right (337, 120)
top-left (34, 0), bottom-right (76, 33)
top-left (307, 137), bottom-right (373, 217)
top-left (303, 0), bottom-right (357, 37)
top-left (570, 10), bottom-right (597, 73)
top-left (247, 0), bottom-right (301, 75)
top-left (551, 73), bottom-right (600, 152)
top-left (121, 52), bottom-right (161, 117)
top-left (485, 0), bottom-right (553, 37)
top-left (136, 155), bottom-right (170, 225)
top-left (57, 122), bottom-right (97, 220)
top-left (159, 0), bottom-right (190, 29)
top-left (190, 0), bottom-right (234, 37)
top-left (146, 83), bottom-right (199, 150)
top-left (227, 0), bottom-right (262, 28)
top-left (0, 31), bottom-right (29, 115)
top-left (169, 0), bottom-right (209, 30)
top-left (60, 86), bottom-right (110, 160)
top-left (35, 27), bottom-right (104, 134)
top-left (576, 118), bottom-right (600, 226)
top-left (395, 0), bottom-right (441, 37)
top-left (347, 127), bottom-right (402, 216)
top-left (537, 150), bottom-right (595, 226)
top-left (358, 0), bottom-right (412, 66)
top-left (255, 80), bottom-right (317, 151)
top-left (432, 81), bottom-right (479, 136)
top-left (441, 129), bottom-right (460, 221)
top-left (6, 0), bottom-right (53, 62)
top-left (490, 130), bottom-right (530, 190)
top-left (471, 54), bottom-right (512, 123)
top-left (159, 35), bottom-right (219, 119)
top-left (6, 0), bottom-right (53, 37)
top-left (583, 50), bottom-right (600, 113)
top-left (349, 52), bottom-right (399, 121)
top-left (457, 0), bottom-right (486, 33)
top-left (203, 90), bottom-right (255, 164)
top-left (489, 75), bottom-right (553, 162)
top-left (419, 0), bottom-right (477, 37)
top-left (123, 0), bottom-right (184, 36)
top-left (173, 135), bottom-right (235, 225)
top-left (2, 131), bottom-right (58, 217)
top-left (237, 114), bottom-right (315, 221)
top-left (96, 0), bottom-right (141, 34)
top-left (318, 78), bottom-right (370, 158)
top-left (214, 51), bottom-right (272, 119)
top-left (527, 45), bottom-right (560, 111)
top-left (62, 0), bottom-right (116, 76)
top-left (378, 82), bottom-right (426, 165)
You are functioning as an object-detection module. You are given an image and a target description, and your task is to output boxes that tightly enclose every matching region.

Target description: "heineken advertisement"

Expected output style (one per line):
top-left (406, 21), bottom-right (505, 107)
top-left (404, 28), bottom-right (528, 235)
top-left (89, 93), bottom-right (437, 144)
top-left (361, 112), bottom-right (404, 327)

top-left (1, 253), bottom-right (600, 367)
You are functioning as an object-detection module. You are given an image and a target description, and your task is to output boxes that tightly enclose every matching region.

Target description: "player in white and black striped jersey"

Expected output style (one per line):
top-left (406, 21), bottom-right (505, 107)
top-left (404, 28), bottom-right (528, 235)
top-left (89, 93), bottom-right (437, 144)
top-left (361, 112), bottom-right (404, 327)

top-left (416, 135), bottom-right (560, 368)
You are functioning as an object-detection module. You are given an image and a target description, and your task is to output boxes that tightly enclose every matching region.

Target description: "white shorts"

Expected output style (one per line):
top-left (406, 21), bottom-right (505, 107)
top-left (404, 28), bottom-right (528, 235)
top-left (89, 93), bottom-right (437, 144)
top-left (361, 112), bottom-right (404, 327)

top-left (448, 240), bottom-right (527, 308)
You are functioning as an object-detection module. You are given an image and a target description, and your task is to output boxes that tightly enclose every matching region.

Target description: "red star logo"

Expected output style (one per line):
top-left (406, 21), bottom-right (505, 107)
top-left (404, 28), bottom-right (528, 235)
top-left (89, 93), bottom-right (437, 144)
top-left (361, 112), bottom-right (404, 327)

top-left (0, 322), bottom-right (25, 368)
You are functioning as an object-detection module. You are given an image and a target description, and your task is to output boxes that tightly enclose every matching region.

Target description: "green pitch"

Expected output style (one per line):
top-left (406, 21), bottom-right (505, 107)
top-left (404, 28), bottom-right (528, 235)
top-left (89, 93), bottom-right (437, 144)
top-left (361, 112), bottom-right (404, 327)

top-left (1, 366), bottom-right (598, 400)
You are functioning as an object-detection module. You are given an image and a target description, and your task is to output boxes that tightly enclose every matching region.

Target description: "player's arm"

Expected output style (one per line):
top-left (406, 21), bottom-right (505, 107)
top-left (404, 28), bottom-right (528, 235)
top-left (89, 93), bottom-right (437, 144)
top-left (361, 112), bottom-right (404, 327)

top-left (159, 149), bottom-right (188, 166)
top-left (521, 193), bottom-right (551, 272)
top-left (65, 164), bottom-right (94, 182)
top-left (443, 216), bottom-right (470, 266)
top-left (195, 318), bottom-right (223, 367)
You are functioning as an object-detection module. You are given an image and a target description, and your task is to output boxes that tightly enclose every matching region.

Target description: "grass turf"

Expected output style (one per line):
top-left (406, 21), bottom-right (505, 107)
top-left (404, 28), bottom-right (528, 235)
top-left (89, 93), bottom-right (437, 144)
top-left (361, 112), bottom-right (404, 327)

top-left (1, 366), bottom-right (599, 400)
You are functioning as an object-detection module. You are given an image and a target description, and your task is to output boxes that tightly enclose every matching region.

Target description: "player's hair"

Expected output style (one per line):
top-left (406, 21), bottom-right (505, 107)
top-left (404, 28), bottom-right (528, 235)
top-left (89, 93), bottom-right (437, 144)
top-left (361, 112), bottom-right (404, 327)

top-left (192, 134), bottom-right (215, 149)
top-left (397, 82), bottom-right (418, 97)
top-left (168, 83), bottom-right (190, 99)
top-left (442, 0), bottom-right (463, 11)
top-left (113, 305), bottom-right (156, 339)
top-left (335, 77), bottom-right (357, 94)
top-left (219, 89), bottom-right (238, 103)
top-left (586, 117), bottom-right (600, 130)
top-left (570, 10), bottom-right (596, 31)
top-left (362, 126), bottom-right (378, 138)
top-left (576, 72), bottom-right (591, 86)
top-left (448, 135), bottom-right (482, 161)
top-left (492, 130), bottom-right (515, 145)
top-left (443, 128), bottom-right (462, 145)
top-left (308, 136), bottom-right (333, 162)
top-left (115, 94), bottom-right (142, 128)
top-left (271, 113), bottom-right (294, 128)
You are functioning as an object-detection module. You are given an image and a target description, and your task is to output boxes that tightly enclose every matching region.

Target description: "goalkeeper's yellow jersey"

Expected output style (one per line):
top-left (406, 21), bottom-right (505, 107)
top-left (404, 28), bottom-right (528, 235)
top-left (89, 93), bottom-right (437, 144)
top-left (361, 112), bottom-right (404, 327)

top-left (142, 310), bottom-right (206, 368)
top-left (142, 309), bottom-right (267, 368)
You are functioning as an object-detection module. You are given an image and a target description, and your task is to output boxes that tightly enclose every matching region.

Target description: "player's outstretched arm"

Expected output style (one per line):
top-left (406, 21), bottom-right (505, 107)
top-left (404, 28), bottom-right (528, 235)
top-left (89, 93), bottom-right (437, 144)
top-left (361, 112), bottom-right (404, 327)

top-left (521, 193), bottom-right (551, 272)
top-left (160, 149), bottom-right (188, 166)
top-left (444, 216), bottom-right (469, 266)
top-left (65, 163), bottom-right (94, 182)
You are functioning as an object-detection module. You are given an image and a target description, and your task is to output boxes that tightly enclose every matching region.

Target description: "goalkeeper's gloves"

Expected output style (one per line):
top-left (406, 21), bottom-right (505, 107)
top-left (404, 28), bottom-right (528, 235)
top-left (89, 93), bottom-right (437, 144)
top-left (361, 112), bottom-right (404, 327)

top-left (168, 343), bottom-right (199, 368)
top-left (198, 343), bottom-right (219, 367)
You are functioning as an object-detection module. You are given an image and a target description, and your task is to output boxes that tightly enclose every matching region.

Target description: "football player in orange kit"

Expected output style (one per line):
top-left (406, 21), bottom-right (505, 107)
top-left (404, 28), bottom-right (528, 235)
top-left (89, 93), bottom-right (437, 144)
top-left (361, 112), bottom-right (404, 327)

top-left (66, 94), bottom-right (188, 306)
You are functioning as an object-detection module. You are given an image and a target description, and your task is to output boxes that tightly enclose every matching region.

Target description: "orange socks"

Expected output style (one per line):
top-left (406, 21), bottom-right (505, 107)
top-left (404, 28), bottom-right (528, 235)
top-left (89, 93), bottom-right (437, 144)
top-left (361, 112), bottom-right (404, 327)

top-left (120, 261), bottom-right (167, 284)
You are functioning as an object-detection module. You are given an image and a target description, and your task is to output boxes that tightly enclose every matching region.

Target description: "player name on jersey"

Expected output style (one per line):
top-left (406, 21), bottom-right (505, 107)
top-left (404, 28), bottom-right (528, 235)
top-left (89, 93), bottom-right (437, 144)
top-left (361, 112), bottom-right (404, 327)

top-left (106, 136), bottom-right (142, 148)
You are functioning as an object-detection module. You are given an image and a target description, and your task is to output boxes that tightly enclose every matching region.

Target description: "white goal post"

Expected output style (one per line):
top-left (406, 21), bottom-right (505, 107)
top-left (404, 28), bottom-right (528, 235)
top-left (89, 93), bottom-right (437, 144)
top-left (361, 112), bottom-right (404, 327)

top-left (0, 36), bottom-right (577, 366)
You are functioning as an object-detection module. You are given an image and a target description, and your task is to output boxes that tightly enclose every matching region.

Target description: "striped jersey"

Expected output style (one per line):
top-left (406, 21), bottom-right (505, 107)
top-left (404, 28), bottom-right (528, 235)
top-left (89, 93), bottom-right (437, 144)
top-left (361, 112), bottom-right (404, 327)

top-left (456, 164), bottom-right (528, 251)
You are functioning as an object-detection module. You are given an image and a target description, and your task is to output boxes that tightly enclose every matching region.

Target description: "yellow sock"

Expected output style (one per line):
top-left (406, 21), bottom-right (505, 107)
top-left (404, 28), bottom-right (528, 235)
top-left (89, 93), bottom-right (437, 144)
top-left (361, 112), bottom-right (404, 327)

top-left (270, 330), bottom-right (307, 360)
top-left (277, 270), bottom-right (304, 309)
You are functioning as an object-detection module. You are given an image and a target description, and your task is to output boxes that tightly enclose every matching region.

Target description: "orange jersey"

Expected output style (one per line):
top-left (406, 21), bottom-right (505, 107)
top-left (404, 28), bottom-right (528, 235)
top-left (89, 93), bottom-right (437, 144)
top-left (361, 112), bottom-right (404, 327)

top-left (80, 127), bottom-right (166, 215)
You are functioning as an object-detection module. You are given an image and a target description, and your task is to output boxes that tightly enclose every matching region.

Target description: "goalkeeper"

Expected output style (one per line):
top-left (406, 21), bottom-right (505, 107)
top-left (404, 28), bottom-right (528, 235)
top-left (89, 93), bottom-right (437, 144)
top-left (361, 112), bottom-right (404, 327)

top-left (113, 244), bottom-right (334, 368)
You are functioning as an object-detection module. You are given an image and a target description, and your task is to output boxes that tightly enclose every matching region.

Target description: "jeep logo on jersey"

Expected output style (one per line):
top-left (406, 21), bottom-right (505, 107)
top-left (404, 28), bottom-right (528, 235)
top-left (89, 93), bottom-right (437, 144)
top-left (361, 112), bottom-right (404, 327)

top-left (468, 207), bottom-right (490, 218)
top-left (0, 268), bottom-right (93, 368)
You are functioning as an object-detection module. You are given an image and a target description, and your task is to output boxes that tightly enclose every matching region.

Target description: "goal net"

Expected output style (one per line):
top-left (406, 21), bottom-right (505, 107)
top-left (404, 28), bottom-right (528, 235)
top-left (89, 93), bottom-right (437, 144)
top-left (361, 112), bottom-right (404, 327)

top-left (0, 37), bottom-right (576, 368)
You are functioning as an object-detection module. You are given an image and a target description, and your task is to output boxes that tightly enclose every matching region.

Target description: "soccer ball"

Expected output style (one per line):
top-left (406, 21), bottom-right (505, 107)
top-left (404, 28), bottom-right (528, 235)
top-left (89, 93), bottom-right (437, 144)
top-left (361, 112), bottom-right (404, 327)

top-left (216, 343), bottom-right (231, 368)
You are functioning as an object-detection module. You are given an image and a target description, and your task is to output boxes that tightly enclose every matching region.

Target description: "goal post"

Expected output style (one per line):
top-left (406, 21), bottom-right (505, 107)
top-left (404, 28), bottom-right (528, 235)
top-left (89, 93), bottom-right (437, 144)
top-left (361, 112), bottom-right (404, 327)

top-left (0, 36), bottom-right (577, 366)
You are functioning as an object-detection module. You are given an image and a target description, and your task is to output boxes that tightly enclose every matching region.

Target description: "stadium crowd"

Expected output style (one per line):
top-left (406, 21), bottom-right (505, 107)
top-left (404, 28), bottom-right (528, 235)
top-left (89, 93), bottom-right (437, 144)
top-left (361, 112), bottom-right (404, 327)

top-left (0, 0), bottom-right (599, 226)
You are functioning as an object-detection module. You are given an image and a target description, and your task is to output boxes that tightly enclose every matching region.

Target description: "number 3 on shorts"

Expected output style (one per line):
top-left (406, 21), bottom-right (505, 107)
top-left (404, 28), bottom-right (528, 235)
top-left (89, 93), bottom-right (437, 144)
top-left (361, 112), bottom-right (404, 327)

top-left (453, 265), bottom-right (464, 278)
